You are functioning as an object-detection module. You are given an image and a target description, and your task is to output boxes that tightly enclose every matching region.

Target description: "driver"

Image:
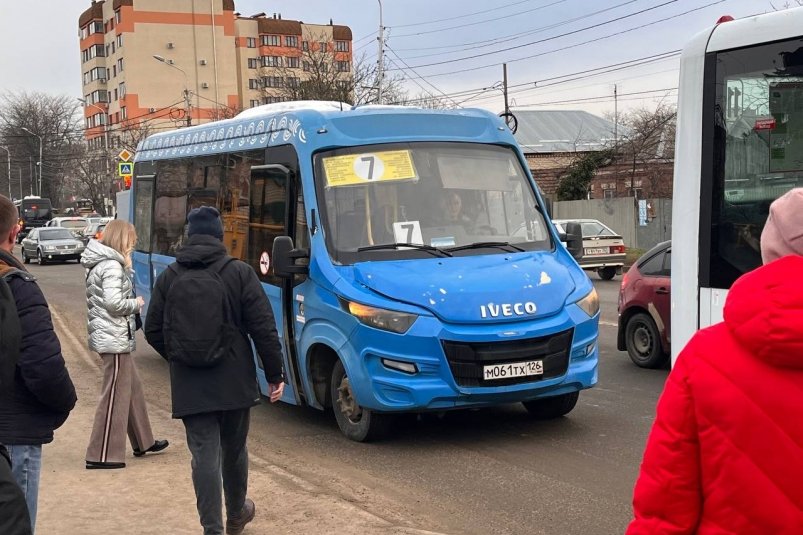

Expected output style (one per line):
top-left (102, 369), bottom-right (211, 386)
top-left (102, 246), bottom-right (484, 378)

top-left (440, 190), bottom-right (472, 226)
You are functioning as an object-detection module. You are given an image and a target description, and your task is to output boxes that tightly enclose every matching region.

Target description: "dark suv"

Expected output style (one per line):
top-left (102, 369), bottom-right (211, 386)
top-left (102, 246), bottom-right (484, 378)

top-left (617, 241), bottom-right (671, 368)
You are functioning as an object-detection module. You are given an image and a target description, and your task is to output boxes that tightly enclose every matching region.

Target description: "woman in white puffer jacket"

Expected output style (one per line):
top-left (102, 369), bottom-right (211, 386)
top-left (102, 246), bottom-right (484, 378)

top-left (82, 220), bottom-right (168, 469)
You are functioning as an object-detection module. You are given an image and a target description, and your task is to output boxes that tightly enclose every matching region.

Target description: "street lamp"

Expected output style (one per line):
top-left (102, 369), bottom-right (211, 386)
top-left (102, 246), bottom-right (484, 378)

top-left (20, 127), bottom-right (42, 196)
top-left (0, 146), bottom-right (10, 199)
top-left (152, 55), bottom-right (192, 126)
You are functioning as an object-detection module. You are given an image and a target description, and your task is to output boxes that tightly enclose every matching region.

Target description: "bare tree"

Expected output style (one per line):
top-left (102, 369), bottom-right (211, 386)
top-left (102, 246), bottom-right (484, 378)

top-left (615, 103), bottom-right (677, 197)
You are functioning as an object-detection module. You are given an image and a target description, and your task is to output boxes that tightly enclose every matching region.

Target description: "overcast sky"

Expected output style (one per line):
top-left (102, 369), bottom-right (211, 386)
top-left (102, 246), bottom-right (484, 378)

top-left (0, 0), bottom-right (784, 117)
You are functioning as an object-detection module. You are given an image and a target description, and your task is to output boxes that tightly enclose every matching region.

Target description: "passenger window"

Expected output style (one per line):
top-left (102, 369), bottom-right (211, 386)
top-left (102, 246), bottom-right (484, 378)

top-left (248, 169), bottom-right (287, 286)
top-left (638, 252), bottom-right (665, 276)
top-left (662, 251), bottom-right (671, 277)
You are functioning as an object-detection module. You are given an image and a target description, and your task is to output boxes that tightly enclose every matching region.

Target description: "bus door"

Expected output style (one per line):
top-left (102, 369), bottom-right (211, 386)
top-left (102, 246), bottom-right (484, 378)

top-left (132, 172), bottom-right (155, 317)
top-left (248, 164), bottom-right (306, 406)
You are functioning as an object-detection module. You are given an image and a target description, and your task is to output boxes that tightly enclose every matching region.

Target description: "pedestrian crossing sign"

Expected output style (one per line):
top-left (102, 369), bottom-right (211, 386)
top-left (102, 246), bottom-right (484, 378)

top-left (118, 162), bottom-right (134, 176)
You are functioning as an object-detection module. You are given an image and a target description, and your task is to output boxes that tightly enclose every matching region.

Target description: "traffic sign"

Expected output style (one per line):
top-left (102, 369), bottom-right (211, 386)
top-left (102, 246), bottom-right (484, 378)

top-left (118, 149), bottom-right (133, 162)
top-left (118, 162), bottom-right (134, 176)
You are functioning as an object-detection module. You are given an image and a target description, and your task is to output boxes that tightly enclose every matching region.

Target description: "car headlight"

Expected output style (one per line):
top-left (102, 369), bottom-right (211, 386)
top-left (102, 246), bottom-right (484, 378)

top-left (576, 288), bottom-right (600, 318)
top-left (44, 245), bottom-right (56, 251)
top-left (345, 301), bottom-right (417, 334)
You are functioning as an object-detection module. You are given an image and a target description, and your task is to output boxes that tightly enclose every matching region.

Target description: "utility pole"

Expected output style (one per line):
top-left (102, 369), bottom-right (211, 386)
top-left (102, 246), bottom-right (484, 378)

top-left (614, 84), bottom-right (619, 148)
top-left (0, 146), bottom-right (10, 199)
top-left (184, 88), bottom-right (192, 127)
top-left (503, 63), bottom-right (510, 118)
top-left (376, 0), bottom-right (384, 104)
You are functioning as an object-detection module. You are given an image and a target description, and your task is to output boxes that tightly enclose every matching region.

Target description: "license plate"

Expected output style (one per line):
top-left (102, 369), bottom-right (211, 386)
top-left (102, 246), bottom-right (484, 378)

top-left (483, 360), bottom-right (544, 381)
top-left (585, 247), bottom-right (608, 255)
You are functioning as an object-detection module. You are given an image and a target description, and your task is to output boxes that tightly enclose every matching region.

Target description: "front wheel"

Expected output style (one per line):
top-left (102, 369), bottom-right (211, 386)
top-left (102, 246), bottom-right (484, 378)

top-left (37, 249), bottom-right (47, 265)
top-left (625, 312), bottom-right (667, 368)
top-left (598, 266), bottom-right (617, 280)
top-left (522, 391), bottom-right (579, 419)
top-left (331, 359), bottom-right (392, 442)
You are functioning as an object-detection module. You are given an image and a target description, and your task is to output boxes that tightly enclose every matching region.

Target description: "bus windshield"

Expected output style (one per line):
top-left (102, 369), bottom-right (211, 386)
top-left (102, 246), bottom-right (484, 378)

top-left (21, 199), bottom-right (52, 219)
top-left (315, 142), bottom-right (552, 264)
top-left (708, 38), bottom-right (803, 289)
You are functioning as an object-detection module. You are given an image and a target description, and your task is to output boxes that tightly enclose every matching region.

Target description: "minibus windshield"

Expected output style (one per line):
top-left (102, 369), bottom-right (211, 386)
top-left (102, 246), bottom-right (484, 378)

top-left (315, 142), bottom-right (552, 264)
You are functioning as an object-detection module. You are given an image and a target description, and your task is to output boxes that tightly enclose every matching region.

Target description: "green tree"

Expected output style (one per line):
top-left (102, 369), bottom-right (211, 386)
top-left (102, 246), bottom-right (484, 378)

top-left (555, 150), bottom-right (614, 201)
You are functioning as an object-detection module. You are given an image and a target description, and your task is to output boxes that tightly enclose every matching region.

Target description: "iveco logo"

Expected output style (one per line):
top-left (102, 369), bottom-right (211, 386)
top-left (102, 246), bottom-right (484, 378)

top-left (480, 302), bottom-right (537, 318)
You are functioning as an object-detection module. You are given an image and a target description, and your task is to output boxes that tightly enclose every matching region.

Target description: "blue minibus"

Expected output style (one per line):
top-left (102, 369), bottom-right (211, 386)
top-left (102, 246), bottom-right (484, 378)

top-left (131, 101), bottom-right (599, 441)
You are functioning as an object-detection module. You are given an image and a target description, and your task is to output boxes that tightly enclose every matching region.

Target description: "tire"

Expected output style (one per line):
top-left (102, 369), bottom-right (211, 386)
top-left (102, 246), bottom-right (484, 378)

top-left (625, 312), bottom-right (668, 368)
top-left (21, 249), bottom-right (29, 264)
top-left (37, 249), bottom-right (46, 265)
top-left (331, 359), bottom-right (392, 442)
top-left (598, 266), bottom-right (617, 280)
top-left (522, 391), bottom-right (579, 419)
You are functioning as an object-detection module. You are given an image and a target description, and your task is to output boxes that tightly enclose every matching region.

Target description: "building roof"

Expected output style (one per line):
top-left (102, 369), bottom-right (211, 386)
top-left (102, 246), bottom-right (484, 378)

top-left (512, 110), bottom-right (619, 154)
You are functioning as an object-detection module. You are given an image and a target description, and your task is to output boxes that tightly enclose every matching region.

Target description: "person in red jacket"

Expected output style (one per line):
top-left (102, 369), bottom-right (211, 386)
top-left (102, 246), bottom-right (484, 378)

top-left (627, 188), bottom-right (803, 534)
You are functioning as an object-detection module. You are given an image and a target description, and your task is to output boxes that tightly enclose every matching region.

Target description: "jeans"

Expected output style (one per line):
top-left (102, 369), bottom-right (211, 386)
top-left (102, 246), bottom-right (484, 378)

top-left (7, 444), bottom-right (42, 533)
top-left (183, 409), bottom-right (250, 535)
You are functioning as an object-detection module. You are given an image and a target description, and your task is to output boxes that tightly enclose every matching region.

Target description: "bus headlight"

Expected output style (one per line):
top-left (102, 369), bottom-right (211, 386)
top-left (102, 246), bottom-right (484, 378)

top-left (346, 301), bottom-right (417, 334)
top-left (576, 288), bottom-right (600, 318)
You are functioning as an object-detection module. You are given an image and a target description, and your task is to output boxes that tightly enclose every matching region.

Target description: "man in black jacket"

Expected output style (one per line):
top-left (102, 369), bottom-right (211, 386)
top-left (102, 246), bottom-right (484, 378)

top-left (145, 206), bottom-right (284, 535)
top-left (0, 195), bottom-right (77, 533)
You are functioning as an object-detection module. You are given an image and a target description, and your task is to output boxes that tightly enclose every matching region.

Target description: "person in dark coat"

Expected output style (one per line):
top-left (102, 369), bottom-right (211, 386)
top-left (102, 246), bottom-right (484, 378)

top-left (145, 206), bottom-right (285, 535)
top-left (0, 445), bottom-right (32, 535)
top-left (0, 195), bottom-right (77, 533)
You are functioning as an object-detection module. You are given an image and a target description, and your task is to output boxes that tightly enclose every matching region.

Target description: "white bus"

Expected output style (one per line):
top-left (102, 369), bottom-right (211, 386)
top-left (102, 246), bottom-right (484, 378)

top-left (672, 7), bottom-right (803, 363)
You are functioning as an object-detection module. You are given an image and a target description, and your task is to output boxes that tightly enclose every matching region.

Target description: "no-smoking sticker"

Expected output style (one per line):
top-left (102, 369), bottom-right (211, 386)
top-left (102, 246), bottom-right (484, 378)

top-left (259, 251), bottom-right (270, 275)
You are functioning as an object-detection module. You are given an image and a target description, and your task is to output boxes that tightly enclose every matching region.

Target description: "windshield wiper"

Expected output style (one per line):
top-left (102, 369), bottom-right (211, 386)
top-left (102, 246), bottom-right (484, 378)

top-left (357, 242), bottom-right (452, 257)
top-left (446, 241), bottom-right (525, 253)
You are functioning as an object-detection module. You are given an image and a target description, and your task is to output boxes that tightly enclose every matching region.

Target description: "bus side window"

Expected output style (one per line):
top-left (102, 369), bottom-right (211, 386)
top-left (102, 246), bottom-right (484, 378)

top-left (248, 170), bottom-right (287, 286)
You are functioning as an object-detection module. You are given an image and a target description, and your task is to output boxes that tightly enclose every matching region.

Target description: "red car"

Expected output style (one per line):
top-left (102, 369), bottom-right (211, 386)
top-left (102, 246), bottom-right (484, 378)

top-left (617, 240), bottom-right (671, 368)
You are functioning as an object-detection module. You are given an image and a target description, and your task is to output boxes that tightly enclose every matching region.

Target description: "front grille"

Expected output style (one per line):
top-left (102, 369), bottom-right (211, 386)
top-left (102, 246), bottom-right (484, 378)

top-left (442, 328), bottom-right (573, 387)
top-left (58, 245), bottom-right (72, 250)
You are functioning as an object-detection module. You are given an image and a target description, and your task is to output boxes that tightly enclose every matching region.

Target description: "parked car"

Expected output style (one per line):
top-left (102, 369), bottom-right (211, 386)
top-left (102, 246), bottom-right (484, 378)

top-left (553, 219), bottom-right (626, 280)
top-left (46, 216), bottom-right (89, 237)
top-left (617, 240), bottom-right (671, 368)
top-left (20, 227), bottom-right (86, 265)
top-left (80, 222), bottom-right (107, 245)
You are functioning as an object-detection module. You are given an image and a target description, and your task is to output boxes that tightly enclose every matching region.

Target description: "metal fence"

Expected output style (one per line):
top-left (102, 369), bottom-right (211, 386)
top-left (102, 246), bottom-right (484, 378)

top-left (551, 197), bottom-right (671, 251)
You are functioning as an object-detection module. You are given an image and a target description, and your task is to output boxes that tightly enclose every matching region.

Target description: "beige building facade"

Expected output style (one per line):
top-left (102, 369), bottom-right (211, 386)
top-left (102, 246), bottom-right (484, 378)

top-left (78, 0), bottom-right (352, 148)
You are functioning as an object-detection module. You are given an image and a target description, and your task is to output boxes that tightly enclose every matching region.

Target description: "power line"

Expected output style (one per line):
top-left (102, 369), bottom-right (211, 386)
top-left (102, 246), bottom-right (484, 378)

top-left (393, 0), bottom-right (724, 79)
top-left (391, 0), bottom-right (568, 38)
top-left (385, 45), bottom-right (462, 108)
top-left (388, 0), bottom-right (677, 71)
top-left (511, 86), bottom-right (677, 107)
top-left (394, 0), bottom-right (642, 57)
top-left (393, 0), bottom-right (534, 29)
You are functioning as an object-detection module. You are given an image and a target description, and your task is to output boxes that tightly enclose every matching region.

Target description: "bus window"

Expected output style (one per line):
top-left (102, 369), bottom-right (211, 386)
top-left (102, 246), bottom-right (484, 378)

top-left (248, 169), bottom-right (287, 285)
top-left (134, 178), bottom-right (153, 252)
top-left (707, 38), bottom-right (803, 289)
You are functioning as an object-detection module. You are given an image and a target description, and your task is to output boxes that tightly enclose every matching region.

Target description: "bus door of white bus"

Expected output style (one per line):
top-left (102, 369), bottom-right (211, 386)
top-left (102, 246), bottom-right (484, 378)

top-left (248, 159), bottom-right (307, 407)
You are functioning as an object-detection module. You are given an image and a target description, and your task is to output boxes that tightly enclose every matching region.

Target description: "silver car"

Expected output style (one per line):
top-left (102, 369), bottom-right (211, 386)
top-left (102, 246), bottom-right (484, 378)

top-left (20, 228), bottom-right (86, 265)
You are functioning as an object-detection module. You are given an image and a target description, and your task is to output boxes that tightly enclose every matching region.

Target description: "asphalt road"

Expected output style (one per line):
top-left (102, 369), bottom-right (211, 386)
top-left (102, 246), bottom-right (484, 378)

top-left (23, 249), bottom-right (669, 535)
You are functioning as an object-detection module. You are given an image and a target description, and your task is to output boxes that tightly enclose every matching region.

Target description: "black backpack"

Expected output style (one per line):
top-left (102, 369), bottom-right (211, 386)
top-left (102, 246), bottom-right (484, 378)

top-left (0, 272), bottom-right (21, 390)
top-left (163, 257), bottom-right (238, 368)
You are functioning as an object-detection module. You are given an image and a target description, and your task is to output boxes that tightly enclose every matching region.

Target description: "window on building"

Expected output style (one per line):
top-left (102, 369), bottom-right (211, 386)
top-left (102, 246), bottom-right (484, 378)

top-left (92, 21), bottom-right (103, 34)
top-left (119, 82), bottom-right (126, 97)
top-left (111, 42), bottom-right (115, 54)
top-left (112, 65), bottom-right (117, 78)
top-left (247, 58), bottom-right (258, 69)
top-left (246, 37), bottom-right (257, 48)
top-left (285, 35), bottom-right (298, 47)
top-left (105, 44), bottom-right (111, 57)
top-left (117, 58), bottom-right (124, 72)
top-left (335, 40), bottom-right (349, 52)
top-left (265, 96), bottom-right (284, 104)
top-left (286, 57), bottom-right (299, 69)
top-left (248, 79), bottom-right (259, 90)
top-left (262, 35), bottom-right (280, 46)
top-left (263, 76), bottom-right (284, 88)
top-left (250, 99), bottom-right (260, 108)
top-left (320, 63), bottom-right (329, 73)
top-left (302, 41), bottom-right (309, 51)
top-left (262, 56), bottom-right (282, 67)
top-left (286, 77), bottom-right (300, 88)
top-left (603, 188), bottom-right (615, 199)
top-left (319, 41), bottom-right (327, 52)
top-left (113, 89), bottom-right (118, 101)
top-left (116, 34), bottom-right (123, 48)
top-left (121, 107), bottom-right (127, 120)
top-left (302, 61), bottom-right (310, 72)
top-left (115, 10), bottom-right (121, 24)
top-left (336, 61), bottom-right (350, 72)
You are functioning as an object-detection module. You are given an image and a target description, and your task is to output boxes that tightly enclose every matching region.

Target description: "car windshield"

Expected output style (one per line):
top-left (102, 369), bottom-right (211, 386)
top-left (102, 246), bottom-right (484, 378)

top-left (60, 219), bottom-right (87, 229)
top-left (315, 142), bottom-right (552, 263)
top-left (39, 229), bottom-right (74, 240)
top-left (580, 221), bottom-right (616, 237)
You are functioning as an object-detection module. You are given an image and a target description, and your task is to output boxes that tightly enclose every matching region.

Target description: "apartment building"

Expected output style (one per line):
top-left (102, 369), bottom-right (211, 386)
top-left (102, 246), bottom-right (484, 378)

top-left (78, 0), bottom-right (352, 148)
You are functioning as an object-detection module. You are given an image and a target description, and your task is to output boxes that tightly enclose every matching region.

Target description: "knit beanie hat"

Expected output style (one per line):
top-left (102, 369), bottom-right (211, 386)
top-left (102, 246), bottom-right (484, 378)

top-left (760, 188), bottom-right (803, 264)
top-left (187, 206), bottom-right (224, 240)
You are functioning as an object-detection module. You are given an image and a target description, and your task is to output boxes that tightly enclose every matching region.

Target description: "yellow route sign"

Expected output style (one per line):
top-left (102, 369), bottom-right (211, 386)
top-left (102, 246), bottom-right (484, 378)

top-left (323, 150), bottom-right (417, 187)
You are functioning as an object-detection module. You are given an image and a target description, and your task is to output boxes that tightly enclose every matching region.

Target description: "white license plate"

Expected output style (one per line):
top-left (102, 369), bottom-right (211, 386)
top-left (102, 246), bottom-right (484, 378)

top-left (585, 247), bottom-right (608, 255)
top-left (483, 360), bottom-right (544, 381)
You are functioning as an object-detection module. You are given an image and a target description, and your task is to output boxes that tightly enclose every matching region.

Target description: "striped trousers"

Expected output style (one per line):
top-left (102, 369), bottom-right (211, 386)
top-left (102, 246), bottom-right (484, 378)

top-left (86, 353), bottom-right (155, 464)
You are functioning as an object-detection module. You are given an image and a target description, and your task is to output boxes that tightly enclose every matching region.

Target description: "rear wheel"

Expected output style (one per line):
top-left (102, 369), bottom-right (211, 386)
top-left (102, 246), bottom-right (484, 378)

top-left (598, 266), bottom-right (617, 280)
top-left (37, 249), bottom-right (46, 265)
top-left (625, 312), bottom-right (667, 368)
top-left (522, 391), bottom-right (579, 419)
top-left (331, 359), bottom-right (392, 442)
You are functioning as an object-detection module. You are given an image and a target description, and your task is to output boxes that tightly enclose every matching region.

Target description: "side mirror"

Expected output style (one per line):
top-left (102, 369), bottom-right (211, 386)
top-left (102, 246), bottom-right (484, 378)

top-left (272, 236), bottom-right (309, 278)
top-left (565, 222), bottom-right (583, 260)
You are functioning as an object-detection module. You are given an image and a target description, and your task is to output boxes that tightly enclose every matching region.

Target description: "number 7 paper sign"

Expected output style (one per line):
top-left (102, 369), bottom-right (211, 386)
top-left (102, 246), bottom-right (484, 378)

top-left (323, 150), bottom-right (417, 187)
